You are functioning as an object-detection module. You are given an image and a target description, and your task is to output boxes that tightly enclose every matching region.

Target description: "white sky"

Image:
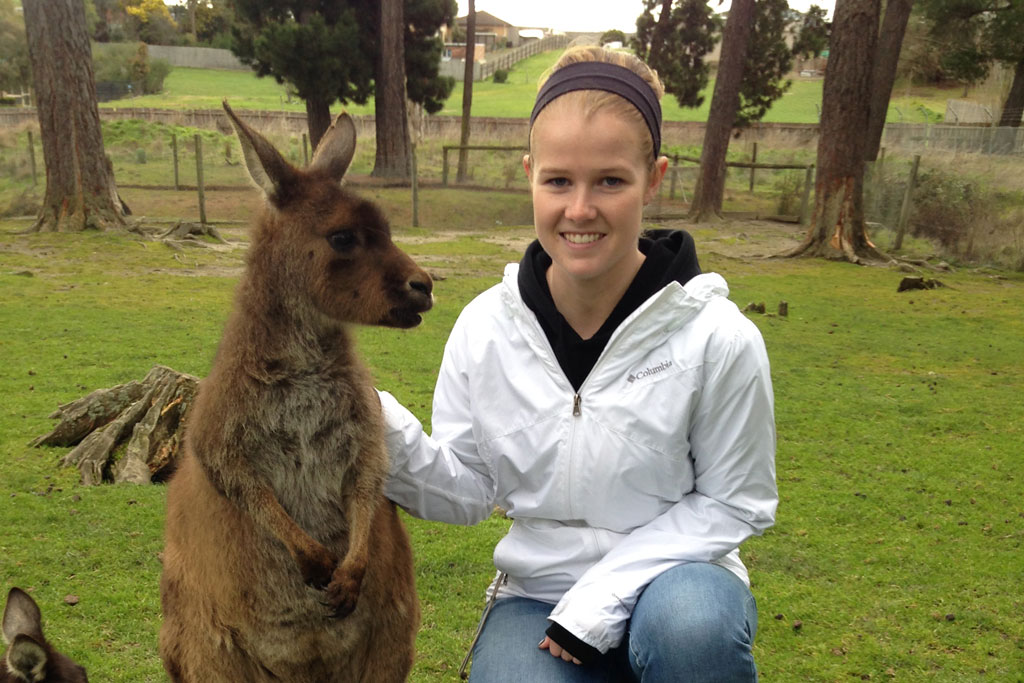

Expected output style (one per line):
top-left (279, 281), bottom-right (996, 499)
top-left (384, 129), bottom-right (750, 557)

top-left (455, 1), bottom-right (835, 34)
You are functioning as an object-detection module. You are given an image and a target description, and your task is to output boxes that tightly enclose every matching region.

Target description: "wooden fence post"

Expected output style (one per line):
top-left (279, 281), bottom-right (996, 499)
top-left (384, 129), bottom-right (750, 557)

top-left (442, 146), bottom-right (450, 187)
top-left (799, 164), bottom-right (814, 225)
top-left (749, 142), bottom-right (757, 192)
top-left (302, 133), bottom-right (309, 166)
top-left (894, 154), bottom-right (921, 250)
top-left (27, 130), bottom-right (37, 186)
top-left (411, 142), bottom-right (419, 228)
top-left (172, 133), bottom-right (180, 191)
top-left (195, 134), bottom-right (207, 225)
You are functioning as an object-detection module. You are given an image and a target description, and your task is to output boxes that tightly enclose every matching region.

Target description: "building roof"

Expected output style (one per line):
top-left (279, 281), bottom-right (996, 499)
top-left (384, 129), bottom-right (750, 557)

top-left (455, 10), bottom-right (514, 28)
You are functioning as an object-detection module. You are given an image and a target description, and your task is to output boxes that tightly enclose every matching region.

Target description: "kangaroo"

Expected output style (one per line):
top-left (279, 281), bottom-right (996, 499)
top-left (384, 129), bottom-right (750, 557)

top-left (158, 102), bottom-right (430, 682)
top-left (1, 588), bottom-right (88, 683)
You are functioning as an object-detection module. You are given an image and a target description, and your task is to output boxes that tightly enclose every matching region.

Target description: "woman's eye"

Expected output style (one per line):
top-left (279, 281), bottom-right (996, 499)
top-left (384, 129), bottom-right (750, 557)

top-left (602, 177), bottom-right (624, 187)
top-left (327, 230), bottom-right (356, 252)
top-left (546, 177), bottom-right (569, 187)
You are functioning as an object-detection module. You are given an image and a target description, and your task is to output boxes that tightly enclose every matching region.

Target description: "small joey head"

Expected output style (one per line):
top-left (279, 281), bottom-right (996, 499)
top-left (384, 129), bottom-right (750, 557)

top-left (2, 588), bottom-right (88, 683)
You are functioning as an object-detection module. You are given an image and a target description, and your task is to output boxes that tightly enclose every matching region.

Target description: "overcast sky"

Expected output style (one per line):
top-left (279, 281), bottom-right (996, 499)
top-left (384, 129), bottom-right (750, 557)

top-left (455, 1), bottom-right (836, 34)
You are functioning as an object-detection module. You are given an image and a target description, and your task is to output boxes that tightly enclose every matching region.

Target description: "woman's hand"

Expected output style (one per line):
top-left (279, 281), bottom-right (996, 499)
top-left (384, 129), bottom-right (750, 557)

top-left (538, 636), bottom-right (583, 665)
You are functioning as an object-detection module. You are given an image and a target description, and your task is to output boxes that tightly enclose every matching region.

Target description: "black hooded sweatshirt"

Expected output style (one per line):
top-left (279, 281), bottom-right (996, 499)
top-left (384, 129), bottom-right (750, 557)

top-left (518, 228), bottom-right (702, 393)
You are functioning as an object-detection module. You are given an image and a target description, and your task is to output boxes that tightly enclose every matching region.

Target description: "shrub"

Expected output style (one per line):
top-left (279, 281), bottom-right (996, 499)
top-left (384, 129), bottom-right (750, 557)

top-left (144, 59), bottom-right (172, 94)
top-left (772, 171), bottom-right (804, 216)
top-left (91, 42), bottom-right (173, 100)
top-left (493, 69), bottom-right (508, 84)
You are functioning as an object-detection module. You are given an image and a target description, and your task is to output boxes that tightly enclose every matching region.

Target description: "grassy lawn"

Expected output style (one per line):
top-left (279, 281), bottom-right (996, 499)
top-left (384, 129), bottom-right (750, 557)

top-left (1, 179), bottom-right (1023, 680)
top-left (106, 49), bottom-right (949, 125)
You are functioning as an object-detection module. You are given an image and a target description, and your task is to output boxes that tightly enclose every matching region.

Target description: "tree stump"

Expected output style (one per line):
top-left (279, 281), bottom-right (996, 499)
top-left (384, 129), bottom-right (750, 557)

top-left (897, 276), bottom-right (946, 292)
top-left (33, 365), bottom-right (198, 485)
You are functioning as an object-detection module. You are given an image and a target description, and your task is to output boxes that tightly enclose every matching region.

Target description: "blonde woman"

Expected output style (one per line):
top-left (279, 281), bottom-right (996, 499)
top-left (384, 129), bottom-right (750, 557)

top-left (380, 46), bottom-right (777, 682)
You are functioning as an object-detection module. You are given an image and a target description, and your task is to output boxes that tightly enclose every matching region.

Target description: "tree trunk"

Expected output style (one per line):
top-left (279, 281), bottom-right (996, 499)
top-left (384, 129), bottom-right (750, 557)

top-left (786, 0), bottom-right (888, 263)
top-left (456, 0), bottom-right (475, 183)
top-left (688, 0), bottom-right (755, 222)
top-left (648, 0), bottom-right (676, 67)
top-left (864, 0), bottom-right (913, 161)
top-left (305, 97), bottom-right (332, 154)
top-left (23, 0), bottom-right (127, 232)
top-left (997, 58), bottom-right (1024, 128)
top-left (372, 0), bottom-right (412, 179)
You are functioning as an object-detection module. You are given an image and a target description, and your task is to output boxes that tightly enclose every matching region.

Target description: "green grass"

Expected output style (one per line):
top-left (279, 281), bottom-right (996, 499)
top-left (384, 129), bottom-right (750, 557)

top-left (2, 182), bottom-right (1023, 680)
top-left (104, 50), bottom-right (946, 125)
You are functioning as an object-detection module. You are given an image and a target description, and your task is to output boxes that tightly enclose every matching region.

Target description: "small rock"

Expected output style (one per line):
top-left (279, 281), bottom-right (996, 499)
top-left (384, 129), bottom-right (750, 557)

top-left (64, 595), bottom-right (79, 606)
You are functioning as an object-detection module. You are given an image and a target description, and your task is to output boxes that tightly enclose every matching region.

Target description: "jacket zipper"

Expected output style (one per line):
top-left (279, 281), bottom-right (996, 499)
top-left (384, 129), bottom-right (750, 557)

top-left (572, 393), bottom-right (581, 417)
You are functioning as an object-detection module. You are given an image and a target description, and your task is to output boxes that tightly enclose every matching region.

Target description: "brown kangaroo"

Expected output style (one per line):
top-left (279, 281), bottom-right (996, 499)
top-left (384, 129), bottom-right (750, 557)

top-left (158, 102), bottom-right (429, 682)
top-left (2, 588), bottom-right (88, 683)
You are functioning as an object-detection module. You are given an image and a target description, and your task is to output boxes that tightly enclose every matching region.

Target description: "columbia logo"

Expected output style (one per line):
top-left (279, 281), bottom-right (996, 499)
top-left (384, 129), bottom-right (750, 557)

top-left (627, 360), bottom-right (673, 383)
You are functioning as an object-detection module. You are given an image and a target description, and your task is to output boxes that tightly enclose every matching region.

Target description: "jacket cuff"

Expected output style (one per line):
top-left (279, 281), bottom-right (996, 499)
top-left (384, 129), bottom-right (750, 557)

top-left (545, 622), bottom-right (602, 666)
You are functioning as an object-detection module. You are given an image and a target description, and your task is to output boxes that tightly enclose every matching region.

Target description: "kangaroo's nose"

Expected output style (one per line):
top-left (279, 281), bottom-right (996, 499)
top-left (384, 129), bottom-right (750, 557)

top-left (409, 278), bottom-right (432, 296)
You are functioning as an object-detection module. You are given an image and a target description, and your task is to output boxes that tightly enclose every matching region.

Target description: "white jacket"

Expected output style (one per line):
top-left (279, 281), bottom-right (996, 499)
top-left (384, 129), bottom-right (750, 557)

top-left (379, 267), bottom-right (777, 654)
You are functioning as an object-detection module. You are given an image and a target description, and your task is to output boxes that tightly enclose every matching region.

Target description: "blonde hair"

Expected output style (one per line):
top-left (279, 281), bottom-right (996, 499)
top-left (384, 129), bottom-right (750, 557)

top-left (530, 46), bottom-right (665, 165)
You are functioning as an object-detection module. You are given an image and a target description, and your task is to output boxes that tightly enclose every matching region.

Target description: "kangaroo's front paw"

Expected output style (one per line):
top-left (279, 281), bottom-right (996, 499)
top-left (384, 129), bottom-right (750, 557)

top-left (324, 564), bottom-right (366, 619)
top-left (296, 543), bottom-right (337, 590)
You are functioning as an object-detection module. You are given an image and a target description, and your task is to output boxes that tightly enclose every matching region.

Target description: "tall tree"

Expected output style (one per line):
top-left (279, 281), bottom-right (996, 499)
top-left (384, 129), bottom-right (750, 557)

top-left (790, 4), bottom-right (831, 69)
top-left (865, 0), bottom-right (914, 160)
top-left (373, 0), bottom-right (411, 178)
top-left (918, 0), bottom-right (1024, 137)
top-left (688, 0), bottom-right (756, 222)
top-left (633, 0), bottom-right (718, 109)
top-left (786, 0), bottom-right (901, 262)
top-left (456, 0), bottom-right (475, 184)
top-left (23, 0), bottom-right (128, 232)
top-left (230, 0), bottom-right (453, 153)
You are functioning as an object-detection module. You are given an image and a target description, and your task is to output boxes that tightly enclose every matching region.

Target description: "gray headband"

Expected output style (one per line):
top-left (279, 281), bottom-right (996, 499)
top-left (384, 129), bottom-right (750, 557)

top-left (529, 61), bottom-right (662, 159)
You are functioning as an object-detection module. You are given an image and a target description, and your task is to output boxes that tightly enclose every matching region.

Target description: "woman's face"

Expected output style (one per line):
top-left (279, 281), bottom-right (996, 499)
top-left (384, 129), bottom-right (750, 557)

top-left (524, 103), bottom-right (665, 296)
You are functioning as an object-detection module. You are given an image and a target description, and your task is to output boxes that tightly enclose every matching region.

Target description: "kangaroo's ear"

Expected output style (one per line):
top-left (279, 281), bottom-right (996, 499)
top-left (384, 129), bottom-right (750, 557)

top-left (308, 112), bottom-right (357, 182)
top-left (6, 634), bottom-right (48, 679)
top-left (3, 588), bottom-right (42, 643)
top-left (222, 100), bottom-right (299, 202)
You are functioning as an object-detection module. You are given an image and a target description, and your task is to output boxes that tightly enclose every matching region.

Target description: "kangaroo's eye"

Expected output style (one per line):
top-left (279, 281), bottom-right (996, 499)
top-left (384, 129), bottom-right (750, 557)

top-left (327, 230), bottom-right (356, 252)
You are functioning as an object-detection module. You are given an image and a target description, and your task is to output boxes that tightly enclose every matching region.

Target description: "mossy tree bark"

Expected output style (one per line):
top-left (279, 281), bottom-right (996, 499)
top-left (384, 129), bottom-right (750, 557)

top-left (22, 0), bottom-right (129, 233)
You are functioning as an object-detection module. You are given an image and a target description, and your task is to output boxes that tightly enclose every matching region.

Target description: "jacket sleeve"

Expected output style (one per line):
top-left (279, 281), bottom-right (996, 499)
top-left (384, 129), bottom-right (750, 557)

top-left (379, 312), bottom-right (497, 526)
top-left (548, 316), bottom-right (778, 655)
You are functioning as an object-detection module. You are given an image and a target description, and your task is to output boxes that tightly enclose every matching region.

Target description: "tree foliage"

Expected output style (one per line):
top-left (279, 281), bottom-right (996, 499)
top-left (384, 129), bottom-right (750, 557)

top-left (229, 0), bottom-right (454, 143)
top-left (735, 0), bottom-right (794, 128)
top-left (600, 29), bottom-right (627, 46)
top-left (0, 0), bottom-right (30, 93)
top-left (790, 4), bottom-right (831, 59)
top-left (916, 0), bottom-right (1024, 126)
top-left (632, 0), bottom-right (718, 109)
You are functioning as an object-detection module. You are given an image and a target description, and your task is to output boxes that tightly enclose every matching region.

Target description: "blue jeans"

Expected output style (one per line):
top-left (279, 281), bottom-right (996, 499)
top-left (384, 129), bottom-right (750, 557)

top-left (468, 562), bottom-right (758, 683)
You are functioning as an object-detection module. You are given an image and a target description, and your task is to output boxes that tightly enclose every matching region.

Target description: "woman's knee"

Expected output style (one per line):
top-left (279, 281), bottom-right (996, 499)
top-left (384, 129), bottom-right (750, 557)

top-left (626, 563), bottom-right (758, 681)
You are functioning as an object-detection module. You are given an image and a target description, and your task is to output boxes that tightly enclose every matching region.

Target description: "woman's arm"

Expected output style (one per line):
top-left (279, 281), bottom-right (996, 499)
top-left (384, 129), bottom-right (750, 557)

top-left (380, 314), bottom-right (497, 526)
top-left (548, 316), bottom-right (778, 655)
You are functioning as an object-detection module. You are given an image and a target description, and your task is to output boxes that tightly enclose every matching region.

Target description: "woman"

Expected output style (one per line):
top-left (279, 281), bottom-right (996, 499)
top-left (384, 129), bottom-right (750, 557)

top-left (379, 46), bottom-right (777, 682)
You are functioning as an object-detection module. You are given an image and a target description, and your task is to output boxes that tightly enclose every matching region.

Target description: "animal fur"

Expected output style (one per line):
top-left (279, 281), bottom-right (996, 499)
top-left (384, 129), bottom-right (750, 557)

top-left (158, 102), bottom-right (429, 682)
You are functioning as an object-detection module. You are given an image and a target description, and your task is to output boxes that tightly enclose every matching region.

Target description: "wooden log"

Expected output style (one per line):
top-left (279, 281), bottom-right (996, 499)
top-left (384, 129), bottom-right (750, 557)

top-left (30, 380), bottom-right (148, 447)
top-left (36, 365), bottom-right (198, 485)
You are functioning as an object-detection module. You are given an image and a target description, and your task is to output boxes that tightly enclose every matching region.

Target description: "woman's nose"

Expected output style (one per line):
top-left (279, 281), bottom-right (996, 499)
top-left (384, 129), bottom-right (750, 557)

top-left (564, 188), bottom-right (597, 222)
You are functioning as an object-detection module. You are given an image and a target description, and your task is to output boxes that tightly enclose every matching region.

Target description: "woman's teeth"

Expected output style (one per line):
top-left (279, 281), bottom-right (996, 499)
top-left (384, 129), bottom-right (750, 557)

top-left (564, 233), bottom-right (602, 244)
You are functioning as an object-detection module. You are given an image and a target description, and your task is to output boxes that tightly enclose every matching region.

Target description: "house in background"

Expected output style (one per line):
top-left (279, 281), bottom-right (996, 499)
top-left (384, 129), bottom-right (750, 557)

top-left (441, 10), bottom-right (520, 50)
